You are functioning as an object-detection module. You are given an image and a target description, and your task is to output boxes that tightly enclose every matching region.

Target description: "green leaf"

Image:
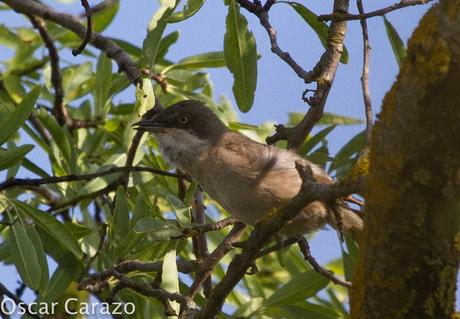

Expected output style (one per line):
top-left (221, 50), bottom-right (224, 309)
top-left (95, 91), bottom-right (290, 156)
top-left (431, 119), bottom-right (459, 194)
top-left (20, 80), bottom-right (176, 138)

top-left (0, 144), bottom-right (34, 171)
top-left (92, 0), bottom-right (120, 33)
top-left (166, 0), bottom-right (205, 23)
top-left (59, 62), bottom-right (94, 103)
top-left (133, 217), bottom-right (182, 240)
top-left (0, 24), bottom-right (22, 48)
top-left (283, 2), bottom-right (349, 64)
top-left (298, 125), bottom-right (335, 156)
top-left (162, 51), bottom-right (226, 73)
top-left (383, 16), bottom-right (406, 67)
top-left (37, 109), bottom-right (73, 165)
top-left (113, 186), bottom-right (130, 237)
top-left (318, 112), bottom-right (363, 125)
top-left (15, 201), bottom-right (82, 259)
top-left (94, 53), bottom-right (113, 116)
top-left (24, 224), bottom-right (49, 293)
top-left (109, 38), bottom-right (142, 58)
top-left (274, 302), bottom-right (341, 319)
top-left (262, 270), bottom-right (329, 309)
top-left (142, 2), bottom-right (176, 71)
top-left (156, 31), bottom-right (180, 61)
top-left (161, 243), bottom-right (180, 317)
top-left (224, 1), bottom-right (258, 112)
top-left (290, 112), bottom-right (362, 126)
top-left (0, 86), bottom-right (41, 146)
top-left (8, 216), bottom-right (41, 291)
top-left (22, 157), bottom-right (50, 178)
top-left (2, 74), bottom-right (25, 103)
top-left (329, 130), bottom-right (366, 173)
top-left (41, 259), bottom-right (78, 303)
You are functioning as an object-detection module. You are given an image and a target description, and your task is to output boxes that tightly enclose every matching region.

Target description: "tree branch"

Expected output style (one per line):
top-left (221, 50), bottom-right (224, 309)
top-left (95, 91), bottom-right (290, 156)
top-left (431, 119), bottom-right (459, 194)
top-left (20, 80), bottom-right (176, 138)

top-left (357, 0), bottom-right (373, 143)
top-left (319, 0), bottom-right (434, 22)
top-left (0, 283), bottom-right (40, 319)
top-left (236, 0), bottom-right (350, 149)
top-left (27, 15), bottom-right (67, 126)
top-left (0, 166), bottom-right (178, 191)
top-left (72, 0), bottom-right (92, 56)
top-left (297, 237), bottom-right (351, 288)
top-left (184, 222), bottom-right (246, 317)
top-left (1, 0), bottom-right (140, 83)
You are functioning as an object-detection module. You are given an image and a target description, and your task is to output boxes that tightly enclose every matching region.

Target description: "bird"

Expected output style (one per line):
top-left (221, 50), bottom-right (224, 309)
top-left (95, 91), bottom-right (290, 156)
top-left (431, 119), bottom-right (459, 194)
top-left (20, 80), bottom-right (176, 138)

top-left (134, 100), bottom-right (363, 237)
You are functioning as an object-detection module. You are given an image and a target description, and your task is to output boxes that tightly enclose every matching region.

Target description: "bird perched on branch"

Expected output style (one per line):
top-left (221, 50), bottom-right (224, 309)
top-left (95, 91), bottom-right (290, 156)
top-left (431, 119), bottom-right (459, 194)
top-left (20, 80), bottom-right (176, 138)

top-left (134, 100), bottom-right (362, 236)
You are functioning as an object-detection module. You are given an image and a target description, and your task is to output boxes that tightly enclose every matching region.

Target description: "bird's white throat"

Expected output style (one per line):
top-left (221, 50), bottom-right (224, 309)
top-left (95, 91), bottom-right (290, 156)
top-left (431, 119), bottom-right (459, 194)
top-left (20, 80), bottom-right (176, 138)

top-left (154, 128), bottom-right (210, 171)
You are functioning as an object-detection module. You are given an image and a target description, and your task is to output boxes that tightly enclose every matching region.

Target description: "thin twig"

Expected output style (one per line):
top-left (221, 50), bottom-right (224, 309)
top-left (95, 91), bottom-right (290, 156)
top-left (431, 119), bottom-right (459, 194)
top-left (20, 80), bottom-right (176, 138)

top-left (297, 237), bottom-right (351, 287)
top-left (0, 166), bottom-right (178, 191)
top-left (72, 0), bottom-right (92, 56)
top-left (120, 99), bottom-right (164, 188)
top-left (357, 0), bottom-right (373, 143)
top-left (319, 0), bottom-right (434, 22)
top-left (79, 259), bottom-right (199, 289)
top-left (190, 189), bottom-right (212, 297)
top-left (79, 0), bottom-right (117, 18)
top-left (184, 222), bottom-right (246, 316)
top-left (112, 271), bottom-right (195, 317)
top-left (236, 0), bottom-right (350, 149)
top-left (257, 237), bottom-right (299, 258)
top-left (0, 283), bottom-right (40, 319)
top-left (1, 0), bottom-right (140, 83)
top-left (174, 217), bottom-right (238, 239)
top-left (27, 15), bottom-right (67, 126)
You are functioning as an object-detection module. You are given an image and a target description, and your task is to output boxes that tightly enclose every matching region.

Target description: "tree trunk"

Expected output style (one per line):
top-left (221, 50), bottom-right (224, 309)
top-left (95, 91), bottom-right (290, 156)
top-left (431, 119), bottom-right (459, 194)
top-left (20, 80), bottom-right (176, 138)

top-left (350, 1), bottom-right (460, 318)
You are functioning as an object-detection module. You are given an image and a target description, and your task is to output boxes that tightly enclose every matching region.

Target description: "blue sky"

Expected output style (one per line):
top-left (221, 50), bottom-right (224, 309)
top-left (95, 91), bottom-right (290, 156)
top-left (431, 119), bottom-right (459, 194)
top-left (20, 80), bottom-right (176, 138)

top-left (2, 0), bottom-right (457, 314)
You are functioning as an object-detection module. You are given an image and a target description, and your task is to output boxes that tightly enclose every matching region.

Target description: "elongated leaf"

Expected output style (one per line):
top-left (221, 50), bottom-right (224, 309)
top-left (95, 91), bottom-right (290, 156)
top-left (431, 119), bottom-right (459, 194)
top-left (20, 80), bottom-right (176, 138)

top-left (134, 217), bottom-right (182, 240)
top-left (92, 0), bottom-right (120, 33)
top-left (113, 186), bottom-right (130, 237)
top-left (94, 52), bottom-right (113, 116)
top-left (8, 218), bottom-right (41, 290)
top-left (284, 2), bottom-right (349, 64)
top-left (0, 86), bottom-right (40, 146)
top-left (109, 37), bottom-right (142, 58)
top-left (0, 144), bottom-right (34, 171)
top-left (329, 130), bottom-right (366, 172)
top-left (289, 112), bottom-right (362, 127)
top-left (59, 62), bottom-right (94, 103)
top-left (41, 258), bottom-right (78, 303)
top-left (0, 24), bottom-right (22, 48)
top-left (37, 109), bottom-right (73, 165)
top-left (16, 201), bottom-right (82, 259)
top-left (162, 51), bottom-right (226, 73)
top-left (162, 243), bottom-right (180, 317)
top-left (25, 224), bottom-right (49, 293)
top-left (224, 1), bottom-right (258, 112)
top-left (274, 302), bottom-right (340, 319)
top-left (143, 2), bottom-right (176, 70)
top-left (383, 16), bottom-right (406, 67)
top-left (156, 31), bottom-right (180, 61)
top-left (262, 270), bottom-right (329, 308)
top-left (167, 0), bottom-right (205, 23)
top-left (298, 125), bottom-right (335, 156)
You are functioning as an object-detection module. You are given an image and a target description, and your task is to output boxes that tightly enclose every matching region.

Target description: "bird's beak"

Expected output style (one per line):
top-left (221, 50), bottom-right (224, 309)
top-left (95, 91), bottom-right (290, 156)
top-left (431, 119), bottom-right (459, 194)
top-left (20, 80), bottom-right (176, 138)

top-left (132, 119), bottom-right (166, 133)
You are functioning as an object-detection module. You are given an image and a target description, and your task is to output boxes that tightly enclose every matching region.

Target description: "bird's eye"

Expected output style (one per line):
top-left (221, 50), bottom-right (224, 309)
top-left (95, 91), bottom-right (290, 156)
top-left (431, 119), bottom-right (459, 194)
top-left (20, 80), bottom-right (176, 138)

top-left (178, 116), bottom-right (188, 124)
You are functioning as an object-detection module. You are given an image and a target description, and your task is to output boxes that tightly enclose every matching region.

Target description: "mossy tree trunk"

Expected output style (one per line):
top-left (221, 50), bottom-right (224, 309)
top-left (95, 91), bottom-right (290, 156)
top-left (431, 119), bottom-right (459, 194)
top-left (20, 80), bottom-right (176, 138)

top-left (350, 1), bottom-right (460, 318)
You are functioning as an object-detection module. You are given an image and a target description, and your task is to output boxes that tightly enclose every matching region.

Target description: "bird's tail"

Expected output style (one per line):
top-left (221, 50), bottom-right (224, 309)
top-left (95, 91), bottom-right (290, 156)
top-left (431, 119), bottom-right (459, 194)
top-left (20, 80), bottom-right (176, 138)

top-left (328, 203), bottom-right (363, 239)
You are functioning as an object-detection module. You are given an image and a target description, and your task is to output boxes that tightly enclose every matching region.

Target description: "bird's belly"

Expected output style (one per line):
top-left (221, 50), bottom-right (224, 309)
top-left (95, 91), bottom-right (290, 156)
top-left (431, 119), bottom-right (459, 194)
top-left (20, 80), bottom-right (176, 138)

top-left (195, 172), bottom-right (276, 226)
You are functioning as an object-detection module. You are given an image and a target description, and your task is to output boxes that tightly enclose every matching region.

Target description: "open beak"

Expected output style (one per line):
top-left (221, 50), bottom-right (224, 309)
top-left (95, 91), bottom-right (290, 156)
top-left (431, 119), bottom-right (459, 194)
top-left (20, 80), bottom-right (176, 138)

top-left (132, 119), bottom-right (166, 133)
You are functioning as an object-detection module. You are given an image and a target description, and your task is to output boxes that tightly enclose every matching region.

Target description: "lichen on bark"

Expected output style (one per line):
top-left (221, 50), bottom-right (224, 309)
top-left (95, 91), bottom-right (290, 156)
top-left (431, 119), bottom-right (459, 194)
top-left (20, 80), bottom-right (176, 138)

top-left (350, 1), bottom-right (460, 318)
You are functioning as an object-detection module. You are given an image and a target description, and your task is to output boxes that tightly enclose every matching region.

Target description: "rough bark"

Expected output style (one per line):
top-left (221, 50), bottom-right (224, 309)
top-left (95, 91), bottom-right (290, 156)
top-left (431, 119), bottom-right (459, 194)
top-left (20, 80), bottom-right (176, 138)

top-left (350, 1), bottom-right (460, 318)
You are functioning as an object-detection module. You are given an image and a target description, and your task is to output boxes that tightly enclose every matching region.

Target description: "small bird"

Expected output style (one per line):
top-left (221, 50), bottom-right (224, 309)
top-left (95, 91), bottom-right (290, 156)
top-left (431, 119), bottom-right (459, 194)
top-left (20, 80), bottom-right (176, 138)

top-left (134, 100), bottom-right (362, 236)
